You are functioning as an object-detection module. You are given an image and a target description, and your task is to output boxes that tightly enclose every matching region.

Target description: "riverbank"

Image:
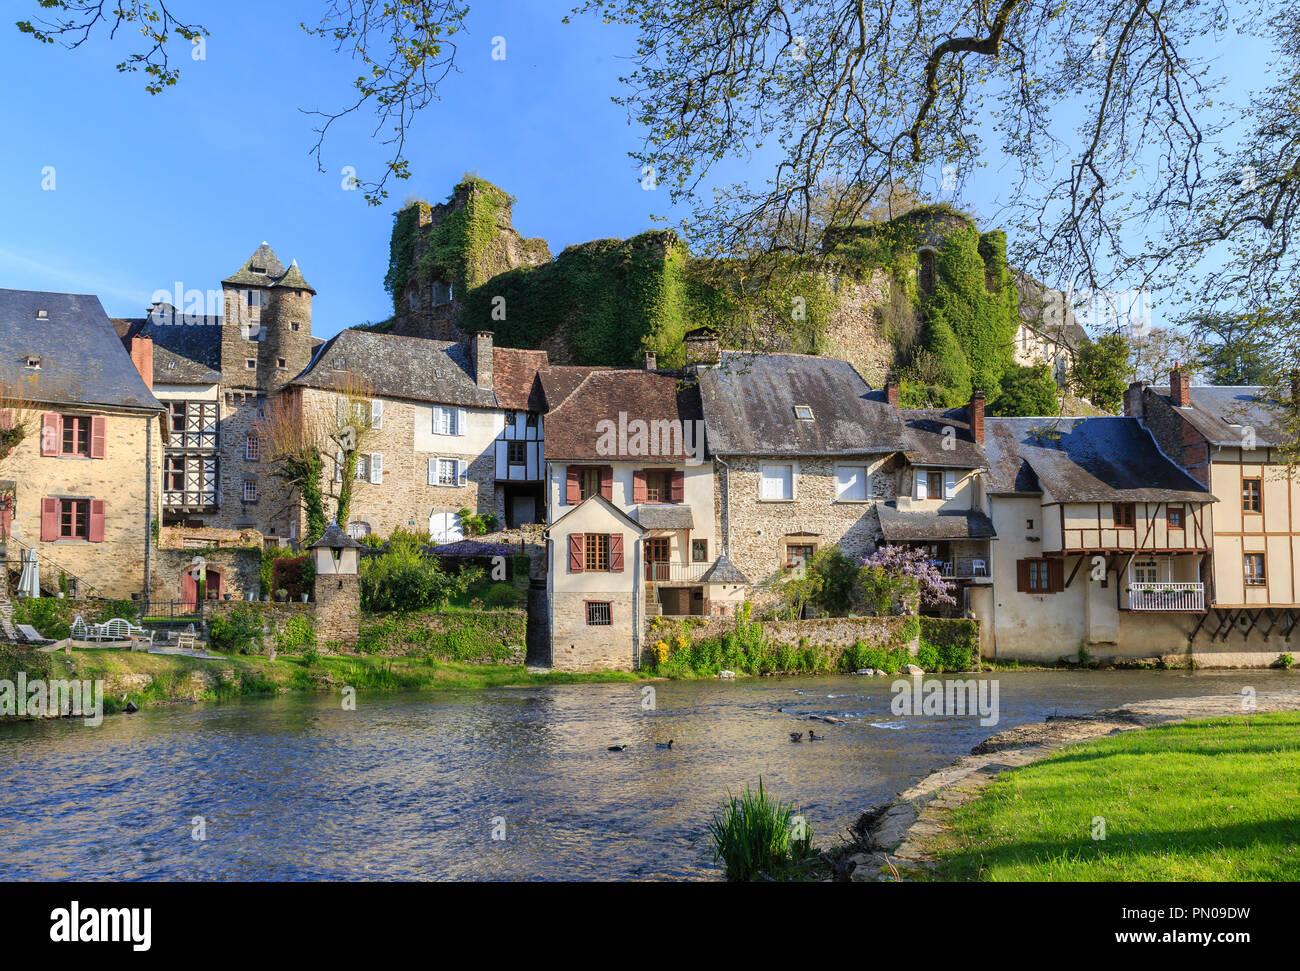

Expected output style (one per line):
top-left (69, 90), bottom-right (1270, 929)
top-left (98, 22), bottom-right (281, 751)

top-left (839, 687), bottom-right (1300, 882)
top-left (1, 648), bottom-right (642, 718)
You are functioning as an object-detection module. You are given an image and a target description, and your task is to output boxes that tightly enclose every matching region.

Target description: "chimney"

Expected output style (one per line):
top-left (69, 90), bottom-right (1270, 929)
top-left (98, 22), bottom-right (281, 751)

top-left (885, 376), bottom-right (899, 408)
top-left (472, 331), bottom-right (493, 392)
top-left (968, 390), bottom-right (986, 445)
top-left (130, 335), bottom-right (154, 390)
top-left (644, 350), bottom-right (657, 371)
top-left (1170, 362), bottom-right (1191, 407)
top-left (1124, 380), bottom-right (1146, 418)
top-left (682, 327), bottom-right (721, 366)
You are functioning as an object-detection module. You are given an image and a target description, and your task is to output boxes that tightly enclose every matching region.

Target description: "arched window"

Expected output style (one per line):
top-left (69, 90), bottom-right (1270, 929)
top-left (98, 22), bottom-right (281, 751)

top-left (918, 248), bottom-right (936, 293)
top-left (347, 521), bottom-right (371, 540)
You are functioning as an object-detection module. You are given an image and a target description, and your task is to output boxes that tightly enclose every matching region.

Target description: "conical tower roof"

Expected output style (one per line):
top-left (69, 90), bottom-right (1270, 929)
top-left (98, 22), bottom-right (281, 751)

top-left (223, 241), bottom-right (286, 287)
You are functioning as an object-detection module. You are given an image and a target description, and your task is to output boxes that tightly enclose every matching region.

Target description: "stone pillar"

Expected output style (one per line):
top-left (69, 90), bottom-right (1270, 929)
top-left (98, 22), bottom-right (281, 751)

top-left (312, 573), bottom-right (361, 647)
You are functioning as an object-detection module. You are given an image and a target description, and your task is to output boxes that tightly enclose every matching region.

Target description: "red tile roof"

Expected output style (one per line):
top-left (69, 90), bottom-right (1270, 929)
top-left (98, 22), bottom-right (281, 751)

top-left (492, 347), bottom-right (549, 411)
top-left (542, 368), bottom-right (704, 463)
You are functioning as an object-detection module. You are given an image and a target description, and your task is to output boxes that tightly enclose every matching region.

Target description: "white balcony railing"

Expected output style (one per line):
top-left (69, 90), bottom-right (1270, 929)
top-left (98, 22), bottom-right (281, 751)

top-left (1127, 582), bottom-right (1205, 611)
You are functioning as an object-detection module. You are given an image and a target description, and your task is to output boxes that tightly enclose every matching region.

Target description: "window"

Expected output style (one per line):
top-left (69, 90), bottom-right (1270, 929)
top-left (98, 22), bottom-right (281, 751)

top-left (579, 467), bottom-right (601, 501)
top-left (434, 458), bottom-right (458, 487)
top-left (434, 406), bottom-right (462, 436)
top-left (793, 404), bottom-right (814, 421)
top-left (245, 359), bottom-right (256, 369)
top-left (347, 521), bottom-right (371, 539)
top-left (59, 499), bottom-right (89, 539)
top-left (1017, 558), bottom-right (1061, 593)
top-left (1134, 559), bottom-right (1158, 585)
top-left (507, 441), bottom-right (526, 466)
top-left (354, 454), bottom-right (370, 480)
top-left (785, 544), bottom-right (815, 570)
top-left (62, 415), bottom-right (91, 456)
top-left (1027, 560), bottom-right (1051, 591)
top-left (291, 322), bottom-right (300, 331)
top-left (1026, 519), bottom-right (1035, 529)
top-left (526, 412), bottom-right (539, 429)
top-left (504, 409), bottom-right (518, 427)
top-left (35, 309), bottom-right (49, 320)
top-left (165, 455), bottom-right (185, 490)
top-left (247, 290), bottom-right (261, 307)
top-left (245, 435), bottom-right (260, 461)
top-left (759, 463), bottom-right (794, 501)
top-left (170, 401), bottom-right (188, 433)
top-left (692, 539), bottom-right (708, 563)
top-left (1245, 553), bottom-right (1266, 586)
top-left (242, 481), bottom-right (258, 502)
top-left (276, 358), bottom-right (286, 368)
top-left (1167, 505), bottom-right (1184, 529)
top-left (1243, 478), bottom-right (1262, 513)
top-left (927, 471), bottom-right (944, 498)
top-left (586, 601), bottom-right (612, 626)
top-left (835, 465), bottom-right (869, 501)
top-left (250, 265), bottom-right (266, 275)
top-left (585, 533), bottom-right (610, 572)
top-left (1113, 503), bottom-right (1136, 528)
top-left (644, 469), bottom-right (671, 503)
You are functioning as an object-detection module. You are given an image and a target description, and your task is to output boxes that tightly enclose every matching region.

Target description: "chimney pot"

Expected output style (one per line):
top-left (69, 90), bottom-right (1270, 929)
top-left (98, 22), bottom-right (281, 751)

top-left (644, 350), bottom-right (657, 371)
top-left (969, 390), bottom-right (986, 445)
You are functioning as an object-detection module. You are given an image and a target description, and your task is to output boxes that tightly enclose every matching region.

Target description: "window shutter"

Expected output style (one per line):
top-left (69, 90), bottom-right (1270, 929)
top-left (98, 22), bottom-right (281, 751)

top-left (1016, 559), bottom-right (1029, 592)
top-left (669, 470), bottom-right (685, 503)
top-left (369, 453), bottom-right (383, 484)
top-left (1048, 558), bottom-right (1065, 593)
top-left (427, 458), bottom-right (436, 486)
top-left (90, 415), bottom-right (107, 459)
top-left (335, 450), bottom-right (344, 483)
top-left (370, 399), bottom-right (383, 429)
top-left (456, 408), bottom-right (467, 436)
top-left (457, 460), bottom-right (468, 485)
top-left (915, 470), bottom-right (928, 500)
top-left (632, 470), bottom-right (647, 504)
top-left (88, 499), bottom-right (106, 543)
top-left (41, 414), bottom-right (59, 456)
top-left (943, 470), bottom-right (956, 499)
top-left (610, 533), bottom-right (624, 572)
top-left (41, 497), bottom-right (58, 541)
top-left (566, 468), bottom-right (580, 504)
top-left (569, 533), bottom-right (585, 573)
top-left (599, 466), bottom-right (613, 501)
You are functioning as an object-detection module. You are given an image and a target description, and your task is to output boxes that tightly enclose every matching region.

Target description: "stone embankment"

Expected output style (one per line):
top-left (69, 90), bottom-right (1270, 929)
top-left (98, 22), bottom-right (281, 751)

top-left (840, 689), bottom-right (1300, 882)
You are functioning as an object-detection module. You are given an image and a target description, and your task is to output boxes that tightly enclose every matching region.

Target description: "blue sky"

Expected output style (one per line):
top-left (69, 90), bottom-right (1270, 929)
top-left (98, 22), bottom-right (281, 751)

top-left (0, 1), bottom-right (1272, 338)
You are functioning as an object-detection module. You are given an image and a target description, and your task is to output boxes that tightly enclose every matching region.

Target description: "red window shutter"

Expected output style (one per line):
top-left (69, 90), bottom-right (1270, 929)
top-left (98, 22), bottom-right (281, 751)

top-left (89, 415), bottom-right (107, 459)
top-left (1016, 559), bottom-right (1029, 592)
top-left (669, 470), bottom-right (685, 503)
top-left (1048, 558), bottom-right (1064, 593)
top-left (610, 533), bottom-right (624, 572)
top-left (0, 500), bottom-right (10, 541)
top-left (632, 470), bottom-right (647, 504)
top-left (88, 499), bottom-right (106, 543)
top-left (569, 533), bottom-right (585, 573)
top-left (599, 466), bottom-right (613, 501)
top-left (42, 414), bottom-right (60, 456)
top-left (566, 468), bottom-right (580, 504)
top-left (41, 497), bottom-right (58, 540)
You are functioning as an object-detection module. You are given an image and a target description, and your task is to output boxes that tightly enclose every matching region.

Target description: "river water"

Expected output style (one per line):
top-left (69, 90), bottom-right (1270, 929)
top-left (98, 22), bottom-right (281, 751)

top-left (0, 669), bottom-right (1291, 880)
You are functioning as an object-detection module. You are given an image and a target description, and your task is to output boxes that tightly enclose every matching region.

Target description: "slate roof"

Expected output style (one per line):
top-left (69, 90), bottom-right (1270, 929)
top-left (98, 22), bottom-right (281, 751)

top-left (0, 288), bottom-right (164, 412)
top-left (1147, 385), bottom-right (1289, 447)
top-left (290, 329), bottom-right (497, 408)
top-left (700, 553), bottom-right (750, 584)
top-left (542, 369), bottom-right (704, 463)
top-left (635, 505), bottom-right (695, 530)
top-left (699, 352), bottom-right (909, 456)
top-left (900, 407), bottom-right (987, 468)
top-left (116, 304), bottom-right (223, 385)
top-left (493, 347), bottom-right (549, 411)
top-left (876, 504), bottom-right (996, 542)
top-left (983, 417), bottom-right (1210, 502)
top-left (223, 243), bottom-right (315, 293)
top-left (310, 522), bottom-right (363, 549)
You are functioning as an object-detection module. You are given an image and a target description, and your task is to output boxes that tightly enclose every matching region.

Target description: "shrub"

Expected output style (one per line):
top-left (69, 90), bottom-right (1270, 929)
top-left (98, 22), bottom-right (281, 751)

top-left (708, 779), bottom-right (814, 881)
top-left (208, 605), bottom-right (263, 654)
top-left (483, 582), bottom-right (519, 607)
top-left (275, 614), bottom-right (315, 654)
top-left (271, 554), bottom-right (315, 602)
top-left (260, 545), bottom-right (296, 596)
top-left (917, 642), bottom-right (941, 671)
top-left (456, 508), bottom-right (499, 537)
top-left (1279, 653), bottom-right (1294, 669)
top-left (11, 598), bottom-right (71, 640)
top-left (360, 538), bottom-right (481, 613)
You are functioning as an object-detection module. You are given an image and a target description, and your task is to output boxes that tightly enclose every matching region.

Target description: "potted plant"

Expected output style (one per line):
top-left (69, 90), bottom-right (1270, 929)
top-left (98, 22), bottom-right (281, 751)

top-left (300, 593), bottom-right (309, 603)
top-left (223, 592), bottom-right (232, 601)
top-left (275, 588), bottom-right (288, 602)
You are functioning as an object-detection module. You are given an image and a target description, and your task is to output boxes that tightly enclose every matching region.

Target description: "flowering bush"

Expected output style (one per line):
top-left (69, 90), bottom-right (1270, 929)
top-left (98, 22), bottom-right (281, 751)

top-left (857, 545), bottom-right (956, 614)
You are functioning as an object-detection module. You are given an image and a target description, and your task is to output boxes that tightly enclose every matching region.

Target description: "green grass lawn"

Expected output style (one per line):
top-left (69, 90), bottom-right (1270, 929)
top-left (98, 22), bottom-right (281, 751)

top-left (931, 713), bottom-right (1300, 881)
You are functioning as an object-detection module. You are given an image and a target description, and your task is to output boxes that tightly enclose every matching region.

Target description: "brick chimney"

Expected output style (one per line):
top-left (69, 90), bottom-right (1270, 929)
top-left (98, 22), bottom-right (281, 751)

top-left (1123, 381), bottom-right (1146, 418)
top-left (130, 335), bottom-right (154, 390)
top-left (644, 350), bottom-right (657, 371)
top-left (1170, 362), bottom-right (1191, 407)
top-left (968, 390), bottom-right (986, 445)
top-left (472, 331), bottom-right (493, 392)
top-left (885, 375), bottom-right (899, 408)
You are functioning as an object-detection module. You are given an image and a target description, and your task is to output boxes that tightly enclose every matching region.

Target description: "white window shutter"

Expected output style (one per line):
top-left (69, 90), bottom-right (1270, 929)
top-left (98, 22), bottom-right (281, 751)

top-left (456, 408), bottom-right (467, 436)
top-left (944, 470), bottom-right (956, 499)
top-left (335, 450), bottom-right (344, 483)
top-left (370, 453), bottom-right (383, 484)
top-left (371, 399), bottom-right (383, 429)
top-left (458, 459), bottom-right (468, 485)
top-left (428, 457), bottom-right (436, 486)
top-left (915, 470), bottom-right (927, 500)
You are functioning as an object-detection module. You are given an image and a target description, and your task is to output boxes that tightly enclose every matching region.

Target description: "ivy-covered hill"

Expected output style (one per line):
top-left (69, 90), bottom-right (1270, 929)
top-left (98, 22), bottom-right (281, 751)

top-left (378, 180), bottom-right (1060, 412)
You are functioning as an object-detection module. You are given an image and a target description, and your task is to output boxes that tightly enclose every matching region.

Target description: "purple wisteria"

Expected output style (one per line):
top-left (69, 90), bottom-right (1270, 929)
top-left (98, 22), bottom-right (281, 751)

top-left (860, 545), bottom-right (957, 607)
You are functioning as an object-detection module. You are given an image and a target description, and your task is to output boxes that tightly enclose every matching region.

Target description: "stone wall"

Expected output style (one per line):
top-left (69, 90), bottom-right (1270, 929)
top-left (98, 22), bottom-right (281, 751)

top-left (206, 598), bottom-right (313, 651)
top-left (159, 525), bottom-right (264, 549)
top-left (759, 615), bottom-right (918, 652)
top-left (313, 573), bottom-right (361, 646)
top-left (550, 590), bottom-right (637, 672)
top-left (151, 547), bottom-right (262, 604)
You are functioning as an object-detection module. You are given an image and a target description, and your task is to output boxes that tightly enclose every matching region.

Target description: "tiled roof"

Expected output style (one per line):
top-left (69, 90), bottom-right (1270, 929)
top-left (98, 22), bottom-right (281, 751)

top-left (901, 407), bottom-right (987, 468)
top-left (1148, 385), bottom-right (1289, 447)
top-left (117, 305), bottom-right (223, 385)
top-left (493, 347), bottom-right (548, 411)
top-left (0, 288), bottom-right (164, 412)
top-left (983, 416), bottom-right (1211, 502)
top-left (223, 243), bottom-right (315, 293)
top-left (538, 365), bottom-right (616, 411)
top-left (876, 504), bottom-right (996, 542)
top-left (542, 368), bottom-right (704, 463)
top-left (699, 352), bottom-right (909, 456)
top-left (635, 505), bottom-right (695, 530)
top-left (290, 329), bottom-right (496, 408)
top-left (700, 553), bottom-right (750, 584)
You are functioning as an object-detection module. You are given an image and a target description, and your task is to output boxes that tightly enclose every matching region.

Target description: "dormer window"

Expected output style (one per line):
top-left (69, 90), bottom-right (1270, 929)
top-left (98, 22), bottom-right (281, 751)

top-left (167, 360), bottom-right (177, 370)
top-left (793, 405), bottom-right (814, 421)
top-left (35, 309), bottom-right (49, 320)
top-left (25, 355), bottom-right (40, 369)
top-left (250, 265), bottom-right (267, 275)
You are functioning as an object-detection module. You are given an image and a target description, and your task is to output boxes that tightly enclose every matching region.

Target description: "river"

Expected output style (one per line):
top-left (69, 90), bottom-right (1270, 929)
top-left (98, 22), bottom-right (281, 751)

top-left (0, 668), bottom-right (1291, 880)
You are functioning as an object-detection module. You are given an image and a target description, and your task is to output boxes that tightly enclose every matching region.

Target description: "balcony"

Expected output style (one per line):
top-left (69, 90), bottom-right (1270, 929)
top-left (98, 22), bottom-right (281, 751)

top-left (1127, 582), bottom-right (1205, 612)
top-left (935, 556), bottom-right (990, 579)
top-left (645, 561), bottom-right (709, 583)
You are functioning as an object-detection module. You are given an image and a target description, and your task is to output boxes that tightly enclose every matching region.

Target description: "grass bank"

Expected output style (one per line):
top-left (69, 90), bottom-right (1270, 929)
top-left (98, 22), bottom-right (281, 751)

top-left (30, 648), bottom-right (640, 717)
top-left (929, 712), bottom-right (1300, 881)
